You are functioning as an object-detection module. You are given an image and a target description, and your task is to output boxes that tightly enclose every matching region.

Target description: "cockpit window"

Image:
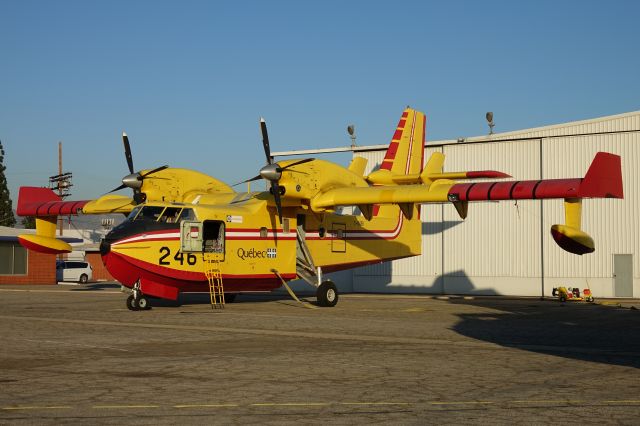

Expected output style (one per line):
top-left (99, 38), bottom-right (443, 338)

top-left (127, 206), bottom-right (142, 221)
top-left (136, 206), bottom-right (165, 221)
top-left (159, 207), bottom-right (182, 223)
top-left (179, 208), bottom-right (196, 221)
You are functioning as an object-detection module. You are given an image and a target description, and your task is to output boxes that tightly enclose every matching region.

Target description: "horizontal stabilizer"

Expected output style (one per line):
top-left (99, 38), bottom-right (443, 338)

top-left (425, 170), bottom-right (511, 182)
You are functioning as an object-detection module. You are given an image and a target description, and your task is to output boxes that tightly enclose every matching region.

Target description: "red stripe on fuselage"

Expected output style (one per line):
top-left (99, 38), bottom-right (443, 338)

top-left (103, 250), bottom-right (295, 293)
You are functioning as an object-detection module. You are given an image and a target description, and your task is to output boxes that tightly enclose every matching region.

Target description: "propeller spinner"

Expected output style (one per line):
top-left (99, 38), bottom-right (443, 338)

top-left (109, 132), bottom-right (168, 204)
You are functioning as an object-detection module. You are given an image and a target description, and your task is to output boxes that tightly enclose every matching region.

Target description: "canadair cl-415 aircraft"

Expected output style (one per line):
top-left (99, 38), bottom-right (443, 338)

top-left (16, 108), bottom-right (623, 310)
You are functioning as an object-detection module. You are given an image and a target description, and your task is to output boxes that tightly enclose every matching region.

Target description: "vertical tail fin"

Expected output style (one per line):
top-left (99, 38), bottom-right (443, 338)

top-left (379, 108), bottom-right (426, 176)
top-left (373, 108), bottom-right (426, 218)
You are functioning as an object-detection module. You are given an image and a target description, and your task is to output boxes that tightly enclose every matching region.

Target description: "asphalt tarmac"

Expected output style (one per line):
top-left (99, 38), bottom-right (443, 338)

top-left (0, 284), bottom-right (639, 425)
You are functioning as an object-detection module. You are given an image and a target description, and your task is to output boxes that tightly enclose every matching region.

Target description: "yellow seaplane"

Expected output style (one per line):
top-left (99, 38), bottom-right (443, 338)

top-left (16, 108), bottom-right (623, 310)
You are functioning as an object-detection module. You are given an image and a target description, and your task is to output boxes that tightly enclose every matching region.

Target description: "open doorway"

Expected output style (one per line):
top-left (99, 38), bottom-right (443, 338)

top-left (203, 221), bottom-right (225, 255)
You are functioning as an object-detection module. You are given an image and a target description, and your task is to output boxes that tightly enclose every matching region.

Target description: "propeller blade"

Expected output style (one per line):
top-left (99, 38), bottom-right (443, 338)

top-left (141, 165), bottom-right (169, 177)
top-left (232, 174), bottom-right (262, 187)
top-left (122, 132), bottom-right (134, 174)
top-left (272, 182), bottom-right (283, 224)
top-left (260, 117), bottom-right (273, 165)
top-left (108, 183), bottom-right (128, 193)
top-left (280, 158), bottom-right (315, 171)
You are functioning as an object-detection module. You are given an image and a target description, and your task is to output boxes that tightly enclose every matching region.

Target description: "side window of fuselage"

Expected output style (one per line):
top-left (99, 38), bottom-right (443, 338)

top-left (179, 208), bottom-right (196, 221)
top-left (159, 207), bottom-right (182, 223)
top-left (127, 206), bottom-right (143, 221)
top-left (137, 206), bottom-right (165, 221)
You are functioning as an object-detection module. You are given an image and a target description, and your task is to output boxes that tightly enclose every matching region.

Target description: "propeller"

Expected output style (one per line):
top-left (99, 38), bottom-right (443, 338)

top-left (234, 118), bottom-right (314, 223)
top-left (108, 131), bottom-right (168, 204)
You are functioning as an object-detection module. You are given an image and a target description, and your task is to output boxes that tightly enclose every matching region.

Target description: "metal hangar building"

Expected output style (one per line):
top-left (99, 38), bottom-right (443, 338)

top-left (281, 111), bottom-right (639, 299)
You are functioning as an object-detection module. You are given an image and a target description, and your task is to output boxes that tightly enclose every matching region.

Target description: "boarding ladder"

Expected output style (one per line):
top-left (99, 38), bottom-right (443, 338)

top-left (203, 256), bottom-right (225, 309)
top-left (296, 224), bottom-right (320, 286)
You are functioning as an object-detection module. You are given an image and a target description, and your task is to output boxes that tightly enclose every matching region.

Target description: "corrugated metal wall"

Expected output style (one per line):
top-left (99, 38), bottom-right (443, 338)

top-left (352, 112), bottom-right (639, 297)
top-left (541, 132), bottom-right (638, 296)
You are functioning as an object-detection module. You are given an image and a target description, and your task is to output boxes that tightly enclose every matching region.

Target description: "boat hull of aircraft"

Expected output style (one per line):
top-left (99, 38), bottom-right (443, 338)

top-left (98, 206), bottom-right (419, 301)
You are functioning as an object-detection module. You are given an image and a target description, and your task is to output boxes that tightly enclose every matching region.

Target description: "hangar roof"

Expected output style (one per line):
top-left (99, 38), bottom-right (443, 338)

top-left (272, 110), bottom-right (640, 157)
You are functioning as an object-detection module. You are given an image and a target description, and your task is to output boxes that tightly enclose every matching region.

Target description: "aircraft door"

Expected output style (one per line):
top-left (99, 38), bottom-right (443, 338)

top-left (180, 221), bottom-right (203, 252)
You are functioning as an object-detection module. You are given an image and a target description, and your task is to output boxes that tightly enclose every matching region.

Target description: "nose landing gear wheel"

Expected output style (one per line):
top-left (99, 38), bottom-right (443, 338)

top-left (126, 295), bottom-right (139, 311)
top-left (316, 280), bottom-right (338, 307)
top-left (126, 295), bottom-right (151, 310)
top-left (137, 296), bottom-right (151, 310)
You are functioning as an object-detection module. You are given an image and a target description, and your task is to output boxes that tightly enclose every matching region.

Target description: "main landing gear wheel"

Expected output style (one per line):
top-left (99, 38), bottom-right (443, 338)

top-left (316, 280), bottom-right (338, 307)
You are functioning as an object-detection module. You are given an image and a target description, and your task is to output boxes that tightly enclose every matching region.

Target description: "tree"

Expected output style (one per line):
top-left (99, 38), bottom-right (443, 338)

top-left (22, 216), bottom-right (36, 229)
top-left (0, 140), bottom-right (16, 227)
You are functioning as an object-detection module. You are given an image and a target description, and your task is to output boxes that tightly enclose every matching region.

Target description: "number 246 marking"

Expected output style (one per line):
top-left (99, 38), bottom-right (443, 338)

top-left (158, 247), bottom-right (197, 266)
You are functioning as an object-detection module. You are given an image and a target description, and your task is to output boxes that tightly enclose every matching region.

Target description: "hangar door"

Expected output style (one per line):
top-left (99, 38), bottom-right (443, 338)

top-left (614, 254), bottom-right (633, 297)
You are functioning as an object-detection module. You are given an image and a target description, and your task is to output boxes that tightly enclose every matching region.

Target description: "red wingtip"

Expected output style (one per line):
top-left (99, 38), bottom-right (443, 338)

top-left (17, 187), bottom-right (61, 216)
top-left (578, 152), bottom-right (623, 198)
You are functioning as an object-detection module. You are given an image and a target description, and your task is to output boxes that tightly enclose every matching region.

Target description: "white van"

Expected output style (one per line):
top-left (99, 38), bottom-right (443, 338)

top-left (56, 261), bottom-right (93, 284)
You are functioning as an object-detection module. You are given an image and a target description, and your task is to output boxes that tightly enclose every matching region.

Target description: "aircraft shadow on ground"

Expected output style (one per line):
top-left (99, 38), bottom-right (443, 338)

top-left (170, 292), bottom-right (317, 307)
top-left (436, 272), bottom-right (640, 369)
top-left (69, 282), bottom-right (122, 292)
top-left (449, 298), bottom-right (640, 369)
top-left (354, 268), bottom-right (639, 369)
top-left (82, 274), bottom-right (639, 368)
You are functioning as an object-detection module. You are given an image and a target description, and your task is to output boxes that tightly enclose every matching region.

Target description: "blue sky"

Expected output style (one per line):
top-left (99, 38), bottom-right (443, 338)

top-left (1, 0), bottom-right (639, 202)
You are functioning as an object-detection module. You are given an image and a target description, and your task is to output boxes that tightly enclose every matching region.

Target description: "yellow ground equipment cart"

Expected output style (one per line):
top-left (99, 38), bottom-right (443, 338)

top-left (552, 286), bottom-right (595, 303)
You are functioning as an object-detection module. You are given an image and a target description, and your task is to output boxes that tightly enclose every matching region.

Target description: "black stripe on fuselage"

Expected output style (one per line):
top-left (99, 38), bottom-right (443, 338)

top-left (104, 217), bottom-right (179, 244)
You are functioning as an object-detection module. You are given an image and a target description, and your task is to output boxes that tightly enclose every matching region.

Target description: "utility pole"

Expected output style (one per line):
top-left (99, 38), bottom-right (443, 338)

top-left (58, 142), bottom-right (63, 236)
top-left (48, 141), bottom-right (73, 238)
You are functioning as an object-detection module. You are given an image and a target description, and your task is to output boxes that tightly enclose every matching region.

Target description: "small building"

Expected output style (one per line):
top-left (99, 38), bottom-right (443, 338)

top-left (0, 226), bottom-right (82, 285)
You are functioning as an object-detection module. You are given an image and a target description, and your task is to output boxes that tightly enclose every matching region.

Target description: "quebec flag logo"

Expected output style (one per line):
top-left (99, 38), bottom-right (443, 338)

top-left (267, 248), bottom-right (277, 259)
